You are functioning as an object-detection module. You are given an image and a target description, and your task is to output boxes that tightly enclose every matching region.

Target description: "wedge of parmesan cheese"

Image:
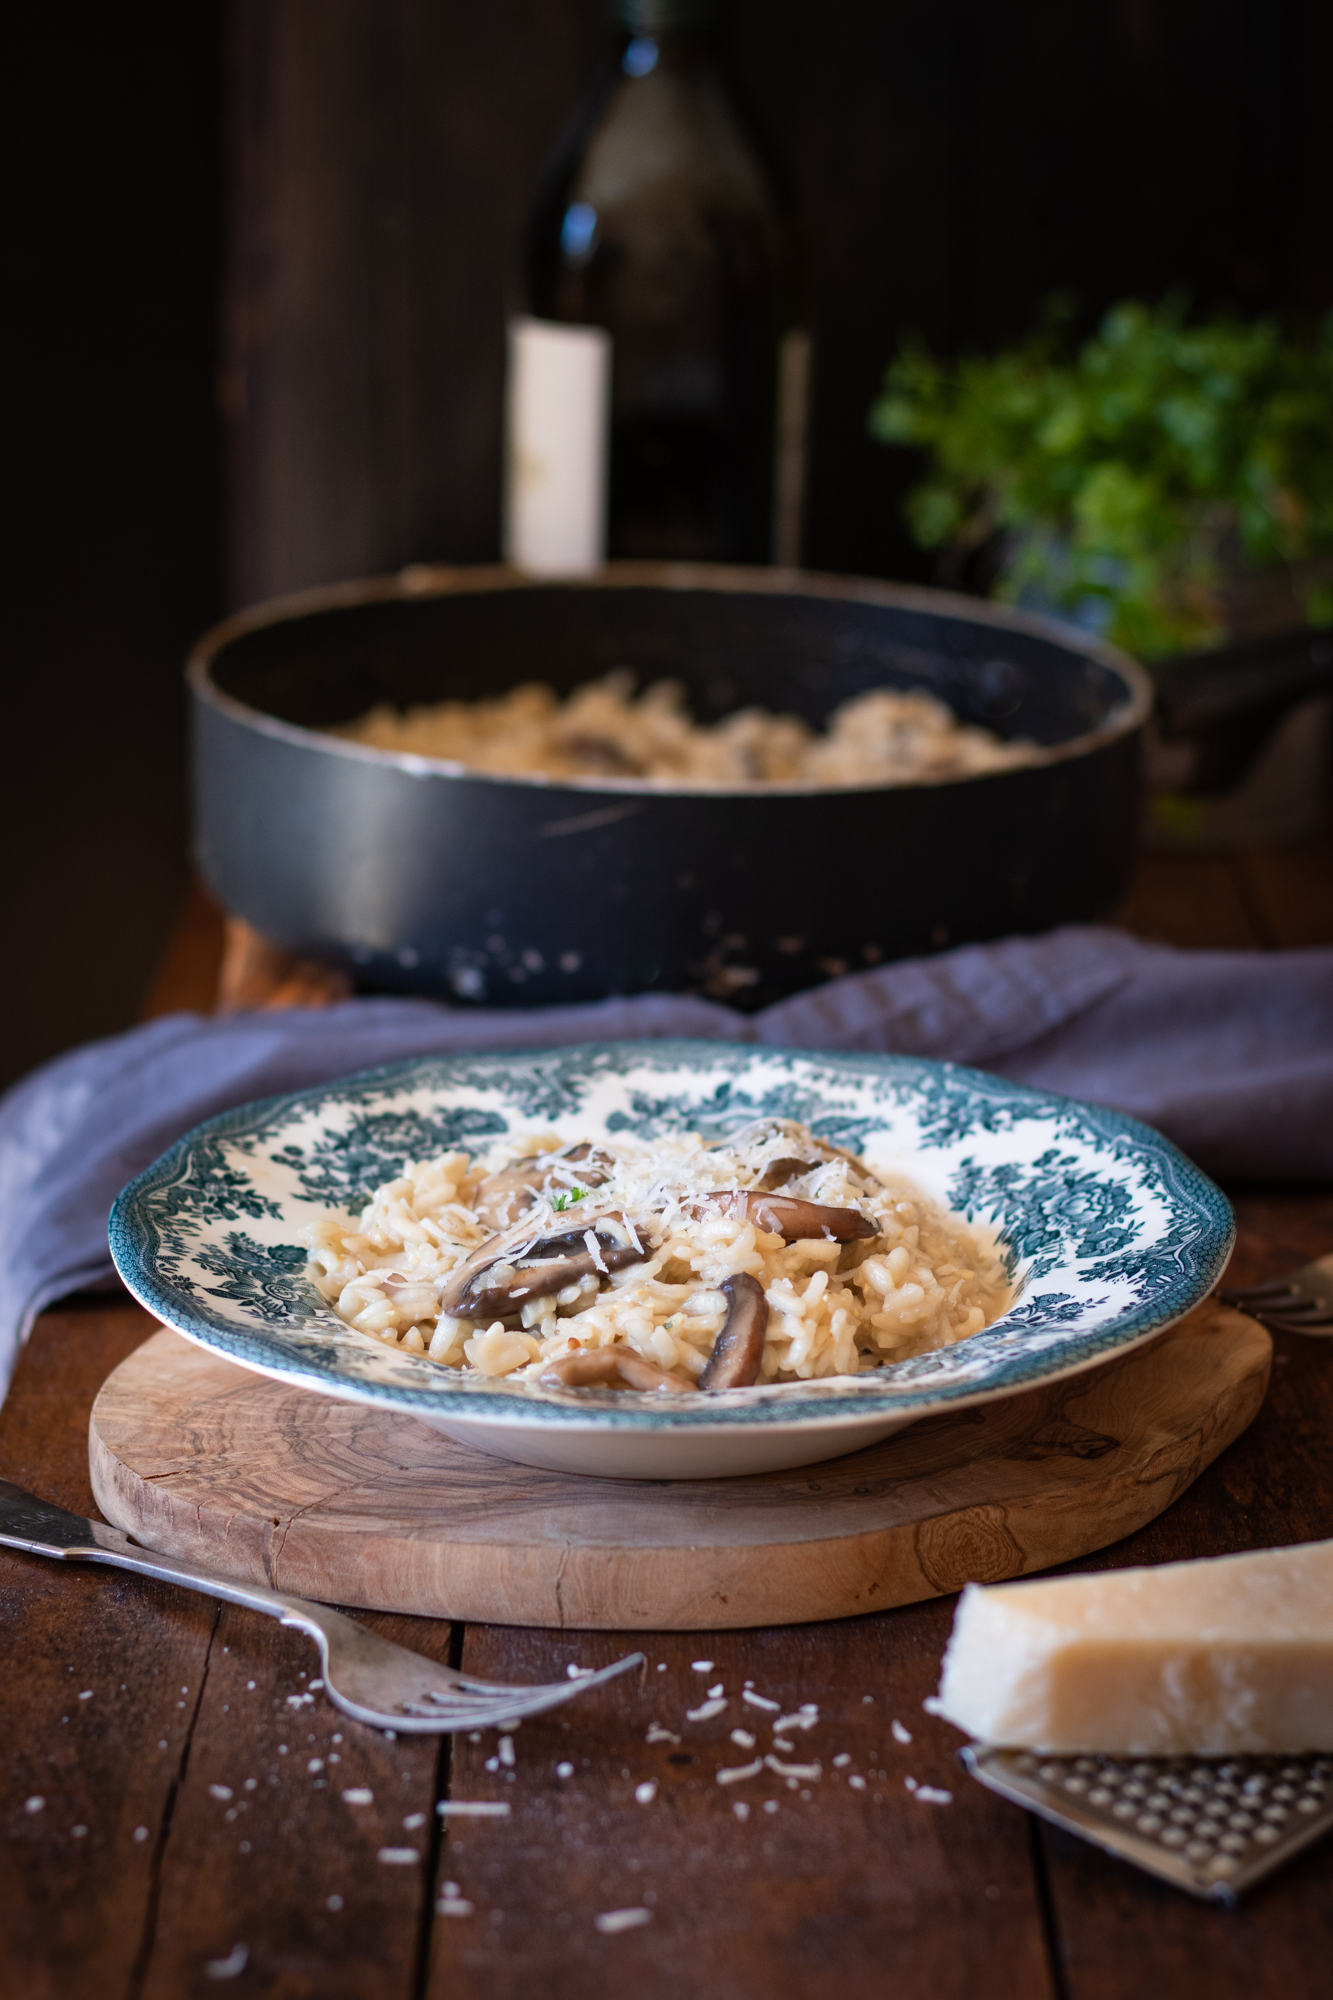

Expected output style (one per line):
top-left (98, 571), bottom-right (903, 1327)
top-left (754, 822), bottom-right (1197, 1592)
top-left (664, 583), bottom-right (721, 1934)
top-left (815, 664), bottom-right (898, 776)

top-left (934, 1541), bottom-right (1333, 1755)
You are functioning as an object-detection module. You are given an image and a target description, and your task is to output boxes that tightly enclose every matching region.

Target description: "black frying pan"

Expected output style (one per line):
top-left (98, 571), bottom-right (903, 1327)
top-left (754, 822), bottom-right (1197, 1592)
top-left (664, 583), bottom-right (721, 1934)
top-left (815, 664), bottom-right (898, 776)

top-left (189, 563), bottom-right (1151, 1010)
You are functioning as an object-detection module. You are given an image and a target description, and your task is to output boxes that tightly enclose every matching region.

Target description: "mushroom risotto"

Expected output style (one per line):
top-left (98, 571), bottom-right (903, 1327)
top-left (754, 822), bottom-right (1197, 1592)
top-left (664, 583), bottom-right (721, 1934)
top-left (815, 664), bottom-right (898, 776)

top-left (305, 1119), bottom-right (1009, 1393)
top-left (332, 674), bottom-right (1037, 787)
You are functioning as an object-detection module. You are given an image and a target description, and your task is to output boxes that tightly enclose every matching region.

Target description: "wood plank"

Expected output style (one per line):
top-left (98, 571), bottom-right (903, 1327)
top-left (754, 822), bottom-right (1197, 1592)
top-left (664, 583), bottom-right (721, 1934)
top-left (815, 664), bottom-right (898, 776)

top-left (424, 1617), bottom-right (1055, 2000)
top-left (1236, 823), bottom-right (1333, 950)
top-left (139, 879), bottom-right (227, 1020)
top-left (88, 1306), bottom-right (1269, 1630)
top-left (139, 889), bottom-right (348, 1021)
top-left (400, 0), bottom-right (606, 573)
top-left (1111, 852), bottom-right (1261, 949)
top-left (5, 1164), bottom-right (1331, 1998)
top-left (226, 0), bottom-right (412, 601)
top-left (30, 829), bottom-right (1332, 1996)
top-left (1226, 1187), bottom-right (1333, 1291)
top-left (138, 1604), bottom-right (442, 2000)
top-left (6, 8), bottom-right (219, 1099)
top-left (1037, 1192), bottom-right (1333, 1995)
top-left (226, 0), bottom-right (606, 602)
top-left (223, 1), bottom-right (1333, 598)
top-left (215, 917), bottom-right (350, 1013)
top-left (0, 1300), bottom-right (444, 1999)
top-left (0, 1305), bottom-right (216, 2000)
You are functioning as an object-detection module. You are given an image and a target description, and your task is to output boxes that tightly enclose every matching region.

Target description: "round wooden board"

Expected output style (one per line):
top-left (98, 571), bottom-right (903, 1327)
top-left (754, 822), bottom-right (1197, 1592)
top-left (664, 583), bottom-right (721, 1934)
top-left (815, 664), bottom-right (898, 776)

top-left (88, 1303), bottom-right (1270, 1630)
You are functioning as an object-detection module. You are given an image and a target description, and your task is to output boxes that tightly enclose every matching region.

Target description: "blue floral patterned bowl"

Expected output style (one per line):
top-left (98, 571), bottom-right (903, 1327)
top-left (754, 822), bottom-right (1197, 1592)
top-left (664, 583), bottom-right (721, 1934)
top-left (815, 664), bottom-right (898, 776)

top-left (109, 1041), bottom-right (1233, 1479)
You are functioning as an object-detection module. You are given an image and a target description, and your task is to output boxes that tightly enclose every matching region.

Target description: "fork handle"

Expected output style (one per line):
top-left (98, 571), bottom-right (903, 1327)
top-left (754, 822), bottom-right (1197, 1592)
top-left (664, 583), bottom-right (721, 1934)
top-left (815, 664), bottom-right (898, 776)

top-left (0, 1475), bottom-right (352, 1659)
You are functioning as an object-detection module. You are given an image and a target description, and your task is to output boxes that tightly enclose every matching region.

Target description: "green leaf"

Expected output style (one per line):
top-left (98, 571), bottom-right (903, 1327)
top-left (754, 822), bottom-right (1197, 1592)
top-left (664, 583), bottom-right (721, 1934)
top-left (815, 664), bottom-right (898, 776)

top-left (1306, 581), bottom-right (1333, 627)
top-left (870, 296), bottom-right (1333, 655)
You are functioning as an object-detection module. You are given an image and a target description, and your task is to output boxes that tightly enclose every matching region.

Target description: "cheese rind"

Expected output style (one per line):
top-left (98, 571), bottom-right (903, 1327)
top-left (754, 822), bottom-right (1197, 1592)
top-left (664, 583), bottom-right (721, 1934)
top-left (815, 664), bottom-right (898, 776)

top-left (935, 1540), bottom-right (1333, 1754)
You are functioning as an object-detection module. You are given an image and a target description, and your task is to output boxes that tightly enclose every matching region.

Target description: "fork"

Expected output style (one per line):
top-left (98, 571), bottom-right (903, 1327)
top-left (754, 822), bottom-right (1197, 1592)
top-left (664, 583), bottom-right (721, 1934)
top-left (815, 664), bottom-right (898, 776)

top-left (1219, 1250), bottom-right (1333, 1336)
top-left (0, 1477), bottom-right (643, 1732)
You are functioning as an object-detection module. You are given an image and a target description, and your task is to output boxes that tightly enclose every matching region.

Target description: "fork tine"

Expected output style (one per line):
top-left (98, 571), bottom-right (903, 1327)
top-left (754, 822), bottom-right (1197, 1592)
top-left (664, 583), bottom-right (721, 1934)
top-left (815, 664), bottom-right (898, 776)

top-left (432, 1655), bottom-right (645, 1703)
top-left (374, 1650), bottom-right (646, 1732)
top-left (469, 1655), bottom-right (645, 1699)
top-left (327, 1690), bottom-right (555, 1730)
top-left (445, 1678), bottom-right (555, 1698)
top-left (434, 1688), bottom-right (611, 1729)
top-left (394, 1695), bottom-right (589, 1729)
top-left (1219, 1281), bottom-right (1333, 1326)
top-left (398, 1704), bottom-right (499, 1722)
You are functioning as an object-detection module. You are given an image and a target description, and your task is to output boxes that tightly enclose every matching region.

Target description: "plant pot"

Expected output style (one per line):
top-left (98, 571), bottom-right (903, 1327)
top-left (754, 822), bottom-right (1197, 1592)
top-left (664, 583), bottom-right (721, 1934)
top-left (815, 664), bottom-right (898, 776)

top-left (1143, 625), bottom-right (1333, 850)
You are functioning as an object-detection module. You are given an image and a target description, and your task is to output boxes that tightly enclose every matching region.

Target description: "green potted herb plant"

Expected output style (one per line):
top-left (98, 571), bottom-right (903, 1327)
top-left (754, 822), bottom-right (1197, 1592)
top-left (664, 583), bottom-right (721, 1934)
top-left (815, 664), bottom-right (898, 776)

top-left (870, 299), bottom-right (1333, 844)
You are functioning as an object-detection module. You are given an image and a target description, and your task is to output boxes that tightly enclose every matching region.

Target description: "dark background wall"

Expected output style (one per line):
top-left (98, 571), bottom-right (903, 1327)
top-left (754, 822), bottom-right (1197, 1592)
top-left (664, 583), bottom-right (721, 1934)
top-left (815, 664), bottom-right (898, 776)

top-left (4, 4), bottom-right (225, 1090)
top-left (5, 0), bottom-right (1331, 1088)
top-left (227, 0), bottom-right (1333, 603)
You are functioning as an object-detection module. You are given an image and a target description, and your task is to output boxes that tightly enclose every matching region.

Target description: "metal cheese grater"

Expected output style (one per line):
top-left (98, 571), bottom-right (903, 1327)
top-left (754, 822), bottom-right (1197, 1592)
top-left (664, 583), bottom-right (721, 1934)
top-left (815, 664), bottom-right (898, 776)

top-left (962, 1745), bottom-right (1333, 1903)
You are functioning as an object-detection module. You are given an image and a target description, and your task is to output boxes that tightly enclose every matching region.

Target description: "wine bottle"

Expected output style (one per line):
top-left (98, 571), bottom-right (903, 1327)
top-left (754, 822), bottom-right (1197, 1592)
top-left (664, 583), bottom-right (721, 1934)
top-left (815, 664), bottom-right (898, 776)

top-left (504, 0), bottom-right (806, 576)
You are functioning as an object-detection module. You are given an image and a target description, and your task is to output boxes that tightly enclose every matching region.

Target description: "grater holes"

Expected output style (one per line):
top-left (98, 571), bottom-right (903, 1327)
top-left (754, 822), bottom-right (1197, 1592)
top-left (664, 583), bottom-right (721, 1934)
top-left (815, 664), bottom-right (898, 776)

top-left (971, 1746), bottom-right (1333, 1897)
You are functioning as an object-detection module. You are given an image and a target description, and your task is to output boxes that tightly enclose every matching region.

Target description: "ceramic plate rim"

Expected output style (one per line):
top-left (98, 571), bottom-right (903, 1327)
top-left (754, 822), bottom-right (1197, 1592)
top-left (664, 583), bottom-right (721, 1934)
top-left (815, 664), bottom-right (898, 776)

top-left (108, 1040), bottom-right (1234, 1432)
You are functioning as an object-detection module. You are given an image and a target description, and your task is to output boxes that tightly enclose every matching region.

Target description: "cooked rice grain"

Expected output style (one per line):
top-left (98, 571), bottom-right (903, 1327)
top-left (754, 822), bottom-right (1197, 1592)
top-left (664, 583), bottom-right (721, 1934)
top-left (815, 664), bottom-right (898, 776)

top-left (304, 1121), bottom-right (1008, 1390)
top-left (332, 675), bottom-right (1036, 788)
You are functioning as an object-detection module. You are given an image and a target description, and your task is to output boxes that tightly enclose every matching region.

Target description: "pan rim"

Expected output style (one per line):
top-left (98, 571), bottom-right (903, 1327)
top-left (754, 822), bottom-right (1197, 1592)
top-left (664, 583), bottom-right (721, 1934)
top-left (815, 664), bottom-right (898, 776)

top-left (186, 561), bottom-right (1153, 800)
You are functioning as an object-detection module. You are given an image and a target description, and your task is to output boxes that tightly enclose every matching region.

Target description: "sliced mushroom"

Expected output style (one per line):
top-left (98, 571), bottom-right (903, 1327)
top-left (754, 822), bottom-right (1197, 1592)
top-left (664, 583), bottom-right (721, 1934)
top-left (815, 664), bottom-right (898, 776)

top-left (562, 734), bottom-right (643, 776)
top-left (698, 1273), bottom-right (768, 1390)
top-left (687, 1190), bottom-right (879, 1244)
top-left (472, 1142), bottom-right (610, 1231)
top-left (711, 1118), bottom-right (809, 1153)
top-left (539, 1347), bottom-right (689, 1393)
top-left (712, 1119), bottom-right (884, 1192)
top-left (754, 1156), bottom-right (821, 1192)
top-left (440, 1210), bottom-right (646, 1321)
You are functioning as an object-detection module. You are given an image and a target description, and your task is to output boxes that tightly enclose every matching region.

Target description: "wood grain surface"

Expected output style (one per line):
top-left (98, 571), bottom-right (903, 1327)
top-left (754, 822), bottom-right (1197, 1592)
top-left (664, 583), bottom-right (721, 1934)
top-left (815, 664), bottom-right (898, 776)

top-left (89, 1304), bottom-right (1269, 1630)
top-left (222, 1), bottom-right (1333, 604)
top-left (4, 836), bottom-right (1331, 1999)
top-left (5, 1256), bottom-right (1332, 2000)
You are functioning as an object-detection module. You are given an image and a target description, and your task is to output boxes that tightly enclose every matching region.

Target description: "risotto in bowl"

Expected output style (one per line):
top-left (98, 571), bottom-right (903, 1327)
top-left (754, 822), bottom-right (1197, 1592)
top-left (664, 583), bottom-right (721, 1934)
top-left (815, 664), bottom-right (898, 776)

top-left (109, 1042), bottom-right (1233, 1479)
top-left (305, 1119), bottom-right (1009, 1397)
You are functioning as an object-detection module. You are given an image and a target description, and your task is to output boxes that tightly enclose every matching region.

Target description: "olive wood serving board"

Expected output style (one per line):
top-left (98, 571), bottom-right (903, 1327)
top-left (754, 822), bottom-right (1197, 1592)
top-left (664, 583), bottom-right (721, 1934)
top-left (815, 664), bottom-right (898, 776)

top-left (88, 1303), bottom-right (1269, 1630)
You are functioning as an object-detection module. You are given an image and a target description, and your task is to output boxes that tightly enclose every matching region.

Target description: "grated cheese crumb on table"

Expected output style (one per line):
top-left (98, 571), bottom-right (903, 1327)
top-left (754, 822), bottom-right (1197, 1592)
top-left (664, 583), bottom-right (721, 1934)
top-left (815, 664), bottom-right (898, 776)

top-left (595, 1907), bottom-right (654, 1935)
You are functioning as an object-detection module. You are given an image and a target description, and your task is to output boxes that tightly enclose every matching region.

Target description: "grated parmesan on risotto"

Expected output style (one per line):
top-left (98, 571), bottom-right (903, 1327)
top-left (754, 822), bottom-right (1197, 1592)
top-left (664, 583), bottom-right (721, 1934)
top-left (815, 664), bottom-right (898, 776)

top-left (331, 674), bottom-right (1037, 788)
top-left (304, 1119), bottom-right (1009, 1393)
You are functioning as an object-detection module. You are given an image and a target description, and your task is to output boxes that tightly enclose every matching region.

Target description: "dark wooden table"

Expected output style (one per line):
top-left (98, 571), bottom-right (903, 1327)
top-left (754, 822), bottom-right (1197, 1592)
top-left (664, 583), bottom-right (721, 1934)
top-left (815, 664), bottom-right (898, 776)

top-left (5, 839), bottom-right (1333, 2000)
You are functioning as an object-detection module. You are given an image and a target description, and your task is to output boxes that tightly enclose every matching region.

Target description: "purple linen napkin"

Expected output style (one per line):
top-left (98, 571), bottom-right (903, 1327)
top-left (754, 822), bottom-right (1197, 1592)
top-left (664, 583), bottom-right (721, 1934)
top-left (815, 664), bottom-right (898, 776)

top-left (1, 924), bottom-right (1330, 1393)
